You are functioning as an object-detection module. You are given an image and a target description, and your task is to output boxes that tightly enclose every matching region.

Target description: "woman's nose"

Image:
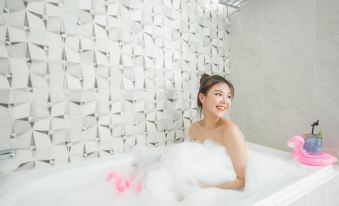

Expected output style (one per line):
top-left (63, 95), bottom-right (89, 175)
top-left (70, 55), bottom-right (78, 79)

top-left (220, 96), bottom-right (229, 104)
top-left (220, 96), bottom-right (227, 103)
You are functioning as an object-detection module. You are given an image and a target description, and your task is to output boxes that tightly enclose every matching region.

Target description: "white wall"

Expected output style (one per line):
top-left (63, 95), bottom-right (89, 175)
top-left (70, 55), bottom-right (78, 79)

top-left (230, 0), bottom-right (339, 160)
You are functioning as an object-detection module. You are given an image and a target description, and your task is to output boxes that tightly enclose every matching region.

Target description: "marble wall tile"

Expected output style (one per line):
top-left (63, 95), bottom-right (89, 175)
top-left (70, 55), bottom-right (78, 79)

top-left (262, 10), bottom-right (314, 111)
top-left (234, 58), bottom-right (264, 135)
top-left (261, 109), bottom-right (315, 150)
top-left (263, 0), bottom-right (314, 26)
top-left (230, 0), bottom-right (339, 159)
top-left (229, 6), bottom-right (261, 62)
top-left (315, 0), bottom-right (339, 40)
top-left (315, 0), bottom-right (339, 159)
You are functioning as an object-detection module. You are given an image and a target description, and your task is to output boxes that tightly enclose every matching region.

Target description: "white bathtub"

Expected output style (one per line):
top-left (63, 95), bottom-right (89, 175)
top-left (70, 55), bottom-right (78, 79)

top-left (0, 142), bottom-right (337, 206)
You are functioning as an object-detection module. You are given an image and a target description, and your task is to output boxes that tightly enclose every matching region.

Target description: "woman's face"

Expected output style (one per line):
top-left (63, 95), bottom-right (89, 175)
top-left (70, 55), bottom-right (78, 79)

top-left (199, 82), bottom-right (232, 118)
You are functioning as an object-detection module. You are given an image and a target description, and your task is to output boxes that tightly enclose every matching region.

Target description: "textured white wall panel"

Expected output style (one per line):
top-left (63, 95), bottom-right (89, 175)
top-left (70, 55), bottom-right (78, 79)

top-left (0, 0), bottom-right (230, 173)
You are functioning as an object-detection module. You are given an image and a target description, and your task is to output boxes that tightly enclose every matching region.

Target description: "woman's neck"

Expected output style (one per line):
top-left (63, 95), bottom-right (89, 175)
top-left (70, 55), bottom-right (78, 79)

top-left (201, 115), bottom-right (222, 130)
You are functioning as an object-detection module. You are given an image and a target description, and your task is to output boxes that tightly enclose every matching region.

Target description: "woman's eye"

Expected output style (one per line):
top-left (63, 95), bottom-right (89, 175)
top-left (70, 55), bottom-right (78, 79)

top-left (215, 93), bottom-right (222, 96)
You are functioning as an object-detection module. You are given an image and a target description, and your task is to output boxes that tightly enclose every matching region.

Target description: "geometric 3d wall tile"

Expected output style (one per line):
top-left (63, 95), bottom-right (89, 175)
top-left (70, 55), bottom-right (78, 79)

top-left (0, 0), bottom-right (230, 173)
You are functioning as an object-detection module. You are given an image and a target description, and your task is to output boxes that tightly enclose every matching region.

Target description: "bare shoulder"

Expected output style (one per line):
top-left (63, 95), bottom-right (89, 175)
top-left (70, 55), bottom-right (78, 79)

top-left (190, 120), bottom-right (200, 128)
top-left (219, 119), bottom-right (244, 144)
top-left (188, 120), bottom-right (201, 140)
top-left (220, 119), bottom-right (241, 134)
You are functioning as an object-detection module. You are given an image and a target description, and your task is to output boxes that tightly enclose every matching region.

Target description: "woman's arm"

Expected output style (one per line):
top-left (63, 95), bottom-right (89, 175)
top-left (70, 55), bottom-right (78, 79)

top-left (218, 121), bottom-right (247, 190)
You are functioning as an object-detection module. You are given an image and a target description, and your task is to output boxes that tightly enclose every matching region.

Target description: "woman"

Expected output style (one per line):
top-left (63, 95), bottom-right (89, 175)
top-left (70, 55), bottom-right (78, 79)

top-left (189, 73), bottom-right (247, 190)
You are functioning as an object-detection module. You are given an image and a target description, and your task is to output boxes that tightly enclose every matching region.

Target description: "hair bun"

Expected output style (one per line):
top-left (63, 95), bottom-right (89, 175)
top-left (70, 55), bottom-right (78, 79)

top-left (200, 73), bottom-right (210, 84)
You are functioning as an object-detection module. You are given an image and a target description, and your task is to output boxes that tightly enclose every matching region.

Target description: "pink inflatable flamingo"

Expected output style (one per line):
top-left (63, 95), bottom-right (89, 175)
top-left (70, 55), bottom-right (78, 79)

top-left (288, 135), bottom-right (337, 166)
top-left (106, 171), bottom-right (142, 193)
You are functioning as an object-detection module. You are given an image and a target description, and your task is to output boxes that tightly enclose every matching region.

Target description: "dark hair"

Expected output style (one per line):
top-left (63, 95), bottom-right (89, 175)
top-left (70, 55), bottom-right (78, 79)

top-left (197, 73), bottom-right (234, 112)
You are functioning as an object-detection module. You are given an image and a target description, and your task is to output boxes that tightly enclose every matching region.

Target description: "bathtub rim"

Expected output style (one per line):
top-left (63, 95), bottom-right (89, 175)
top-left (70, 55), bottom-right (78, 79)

top-left (254, 164), bottom-right (339, 206)
top-left (245, 142), bottom-right (339, 206)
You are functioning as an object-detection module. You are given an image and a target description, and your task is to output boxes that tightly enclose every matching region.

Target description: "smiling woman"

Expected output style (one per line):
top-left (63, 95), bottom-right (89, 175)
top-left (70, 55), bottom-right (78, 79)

top-left (189, 73), bottom-right (247, 190)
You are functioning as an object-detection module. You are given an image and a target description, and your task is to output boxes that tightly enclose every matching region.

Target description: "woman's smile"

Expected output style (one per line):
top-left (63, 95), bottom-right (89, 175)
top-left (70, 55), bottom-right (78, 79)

top-left (216, 105), bottom-right (226, 112)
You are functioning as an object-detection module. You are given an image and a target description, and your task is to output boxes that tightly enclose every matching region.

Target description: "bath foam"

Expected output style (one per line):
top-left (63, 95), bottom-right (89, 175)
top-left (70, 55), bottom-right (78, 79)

top-left (101, 140), bottom-right (235, 205)
top-left (0, 140), bottom-right (314, 206)
top-left (104, 140), bottom-right (296, 206)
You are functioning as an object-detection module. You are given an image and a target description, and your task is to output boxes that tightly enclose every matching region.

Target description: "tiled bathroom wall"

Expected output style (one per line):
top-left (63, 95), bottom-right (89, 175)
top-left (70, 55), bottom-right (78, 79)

top-left (0, 0), bottom-right (230, 172)
top-left (230, 0), bottom-right (339, 160)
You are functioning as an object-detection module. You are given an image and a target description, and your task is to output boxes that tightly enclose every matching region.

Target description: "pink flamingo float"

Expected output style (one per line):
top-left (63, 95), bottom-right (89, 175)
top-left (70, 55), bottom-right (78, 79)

top-left (288, 135), bottom-right (337, 166)
top-left (106, 171), bottom-right (142, 193)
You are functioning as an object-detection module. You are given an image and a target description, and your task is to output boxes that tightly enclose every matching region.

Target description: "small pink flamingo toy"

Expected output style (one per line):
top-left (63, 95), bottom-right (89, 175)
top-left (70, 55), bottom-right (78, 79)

top-left (106, 171), bottom-right (142, 193)
top-left (288, 135), bottom-right (337, 166)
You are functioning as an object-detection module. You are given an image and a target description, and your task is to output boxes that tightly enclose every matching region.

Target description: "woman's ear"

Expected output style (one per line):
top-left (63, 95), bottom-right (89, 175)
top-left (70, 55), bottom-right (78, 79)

top-left (199, 93), bottom-right (205, 104)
